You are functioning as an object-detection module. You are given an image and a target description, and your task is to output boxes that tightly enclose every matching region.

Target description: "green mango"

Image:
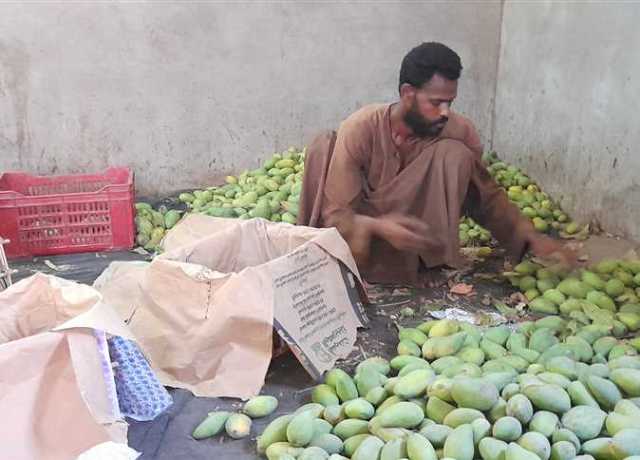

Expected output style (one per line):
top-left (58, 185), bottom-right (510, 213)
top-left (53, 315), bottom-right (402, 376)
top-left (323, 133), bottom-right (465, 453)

top-left (529, 329), bottom-right (559, 353)
top-left (479, 438), bottom-right (508, 460)
top-left (489, 398), bottom-right (508, 423)
top-left (451, 377), bottom-right (499, 411)
top-left (286, 410), bottom-right (315, 447)
top-left (502, 383), bottom-right (521, 401)
top-left (545, 356), bottom-right (578, 380)
top-left (377, 402), bottom-right (424, 429)
top-left (535, 316), bottom-right (567, 332)
top-left (583, 271), bottom-right (607, 290)
top-left (500, 355), bottom-right (530, 373)
top-left (472, 418), bottom-right (492, 444)
top-left (443, 408), bottom-right (486, 428)
top-left (506, 441), bottom-right (541, 460)
top-left (443, 424), bottom-right (475, 460)
top-left (397, 339), bottom-right (422, 357)
top-left (610, 428), bottom-right (640, 460)
top-left (512, 347), bottom-right (541, 363)
top-left (420, 424), bottom-right (452, 448)
top-left (617, 312), bottom-right (640, 332)
top-left (518, 432), bottom-right (551, 460)
top-left (484, 371), bottom-right (518, 392)
top-left (406, 432), bottom-right (438, 460)
top-left (457, 346), bottom-right (486, 366)
top-left (441, 362), bottom-right (482, 379)
top-left (529, 411), bottom-right (559, 437)
top-left (422, 333), bottom-right (467, 360)
top-left (529, 297), bottom-right (559, 315)
top-left (593, 259), bottom-right (619, 274)
top-left (538, 372), bottom-right (571, 389)
top-left (577, 325), bottom-right (613, 344)
top-left (399, 328), bottom-right (428, 346)
top-left (587, 375), bottom-right (622, 410)
top-left (610, 368), bottom-right (640, 397)
top-left (428, 377), bottom-right (455, 402)
top-left (609, 356), bottom-right (640, 370)
top-left (352, 435), bottom-right (384, 460)
top-left (426, 396), bottom-right (456, 424)
top-left (604, 413), bottom-right (640, 436)
top-left (550, 441), bottom-right (577, 460)
top-left (559, 298), bottom-right (584, 315)
top-left (431, 356), bottom-right (463, 374)
top-left (593, 337), bottom-right (618, 359)
top-left (365, 387), bottom-right (388, 407)
top-left (567, 381), bottom-right (600, 408)
top-left (493, 417), bottom-right (522, 442)
top-left (557, 278), bottom-right (591, 299)
top-left (506, 394), bottom-right (534, 424)
top-left (394, 369), bottom-right (436, 399)
top-left (607, 279), bottom-right (626, 297)
top-left (380, 438), bottom-right (407, 460)
top-left (332, 420), bottom-right (369, 440)
top-left (552, 429), bottom-right (581, 451)
top-left (483, 360), bottom-right (517, 375)
top-left (586, 291), bottom-right (617, 312)
top-left (192, 411), bottom-right (230, 439)
top-left (561, 406), bottom-right (607, 441)
top-left (543, 289), bottom-right (567, 306)
top-left (429, 319), bottom-right (461, 338)
top-left (481, 339), bottom-right (508, 360)
top-left (309, 434), bottom-right (343, 455)
top-left (344, 398), bottom-right (375, 420)
top-left (565, 336), bottom-right (594, 362)
top-left (485, 326), bottom-right (512, 346)
top-left (581, 437), bottom-right (616, 460)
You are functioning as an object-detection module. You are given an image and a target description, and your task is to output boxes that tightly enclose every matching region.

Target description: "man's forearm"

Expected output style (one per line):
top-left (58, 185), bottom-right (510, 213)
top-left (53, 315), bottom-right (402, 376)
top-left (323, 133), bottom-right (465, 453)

top-left (325, 211), bottom-right (383, 266)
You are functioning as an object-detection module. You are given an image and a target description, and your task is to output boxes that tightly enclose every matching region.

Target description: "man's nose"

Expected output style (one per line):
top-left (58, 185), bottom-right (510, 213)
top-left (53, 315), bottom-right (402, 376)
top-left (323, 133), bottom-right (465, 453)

top-left (439, 103), bottom-right (450, 119)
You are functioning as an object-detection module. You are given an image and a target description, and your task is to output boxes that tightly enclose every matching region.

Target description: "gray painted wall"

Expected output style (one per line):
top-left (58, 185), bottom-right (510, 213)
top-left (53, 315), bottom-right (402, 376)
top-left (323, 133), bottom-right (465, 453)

top-left (0, 3), bottom-right (502, 195)
top-left (493, 2), bottom-right (640, 240)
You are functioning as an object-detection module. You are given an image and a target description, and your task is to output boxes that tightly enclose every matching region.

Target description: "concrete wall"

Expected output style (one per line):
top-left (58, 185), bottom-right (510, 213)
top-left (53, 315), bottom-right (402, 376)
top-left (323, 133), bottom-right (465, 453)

top-left (0, 3), bottom-right (502, 195)
top-left (493, 2), bottom-right (640, 240)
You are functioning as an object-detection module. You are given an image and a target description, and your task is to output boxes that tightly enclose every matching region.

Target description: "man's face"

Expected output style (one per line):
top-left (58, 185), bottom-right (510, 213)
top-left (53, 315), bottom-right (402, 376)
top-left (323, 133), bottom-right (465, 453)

top-left (402, 73), bottom-right (458, 138)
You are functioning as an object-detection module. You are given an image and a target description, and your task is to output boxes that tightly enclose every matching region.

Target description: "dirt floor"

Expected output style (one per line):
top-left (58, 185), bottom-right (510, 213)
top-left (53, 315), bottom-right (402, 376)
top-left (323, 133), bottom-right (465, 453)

top-left (6, 232), bottom-right (638, 459)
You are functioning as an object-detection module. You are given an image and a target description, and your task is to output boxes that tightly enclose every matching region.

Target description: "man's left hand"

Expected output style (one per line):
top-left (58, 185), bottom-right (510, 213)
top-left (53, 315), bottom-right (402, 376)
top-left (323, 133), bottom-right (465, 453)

top-left (527, 233), bottom-right (578, 268)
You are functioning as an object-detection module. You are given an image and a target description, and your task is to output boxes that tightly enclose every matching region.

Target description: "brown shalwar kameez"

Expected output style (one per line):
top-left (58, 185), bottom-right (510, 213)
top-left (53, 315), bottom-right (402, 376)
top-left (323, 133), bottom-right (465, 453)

top-left (299, 103), bottom-right (536, 285)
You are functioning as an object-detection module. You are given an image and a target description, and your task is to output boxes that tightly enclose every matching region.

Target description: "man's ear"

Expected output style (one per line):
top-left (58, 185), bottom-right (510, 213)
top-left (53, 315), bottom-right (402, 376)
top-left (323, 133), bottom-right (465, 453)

top-left (399, 83), bottom-right (416, 101)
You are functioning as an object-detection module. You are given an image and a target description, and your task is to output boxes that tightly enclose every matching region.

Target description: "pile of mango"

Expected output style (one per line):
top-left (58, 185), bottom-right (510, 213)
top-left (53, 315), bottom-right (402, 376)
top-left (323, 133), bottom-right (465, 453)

top-left (134, 203), bottom-right (182, 252)
top-left (505, 259), bottom-right (640, 330)
top-left (178, 147), bottom-right (304, 224)
top-left (251, 317), bottom-right (640, 460)
top-left (459, 216), bottom-right (492, 247)
top-left (482, 152), bottom-right (582, 237)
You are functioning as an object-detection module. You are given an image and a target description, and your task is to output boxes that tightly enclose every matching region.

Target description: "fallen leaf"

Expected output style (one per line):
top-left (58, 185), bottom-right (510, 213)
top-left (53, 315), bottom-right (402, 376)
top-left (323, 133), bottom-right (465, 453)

top-left (450, 283), bottom-right (474, 296)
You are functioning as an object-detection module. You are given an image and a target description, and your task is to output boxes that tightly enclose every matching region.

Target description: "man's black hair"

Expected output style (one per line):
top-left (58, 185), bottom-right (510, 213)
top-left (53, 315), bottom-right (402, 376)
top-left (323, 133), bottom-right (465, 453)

top-left (399, 42), bottom-right (463, 92)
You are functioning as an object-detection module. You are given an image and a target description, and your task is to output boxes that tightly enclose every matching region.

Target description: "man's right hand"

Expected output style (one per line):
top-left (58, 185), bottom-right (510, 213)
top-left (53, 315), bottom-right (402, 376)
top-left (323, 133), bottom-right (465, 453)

top-left (375, 213), bottom-right (436, 253)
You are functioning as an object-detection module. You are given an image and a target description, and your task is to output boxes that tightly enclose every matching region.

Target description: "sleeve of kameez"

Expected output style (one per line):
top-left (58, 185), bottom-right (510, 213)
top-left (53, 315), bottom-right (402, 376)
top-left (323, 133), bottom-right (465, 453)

top-left (466, 159), bottom-right (537, 261)
top-left (321, 117), bottom-right (372, 218)
top-left (461, 117), bottom-right (484, 160)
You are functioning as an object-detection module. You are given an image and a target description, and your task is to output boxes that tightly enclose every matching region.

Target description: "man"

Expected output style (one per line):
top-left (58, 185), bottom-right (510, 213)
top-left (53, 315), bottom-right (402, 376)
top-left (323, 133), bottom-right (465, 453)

top-left (299, 42), bottom-right (573, 285)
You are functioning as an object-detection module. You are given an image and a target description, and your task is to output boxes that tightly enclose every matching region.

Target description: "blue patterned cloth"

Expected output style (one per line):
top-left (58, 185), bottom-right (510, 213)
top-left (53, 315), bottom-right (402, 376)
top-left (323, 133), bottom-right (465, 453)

top-left (107, 336), bottom-right (173, 421)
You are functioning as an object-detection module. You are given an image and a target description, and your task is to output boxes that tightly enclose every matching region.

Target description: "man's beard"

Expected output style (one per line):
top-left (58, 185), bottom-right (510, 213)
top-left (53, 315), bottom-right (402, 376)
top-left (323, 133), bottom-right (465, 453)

top-left (403, 103), bottom-right (448, 138)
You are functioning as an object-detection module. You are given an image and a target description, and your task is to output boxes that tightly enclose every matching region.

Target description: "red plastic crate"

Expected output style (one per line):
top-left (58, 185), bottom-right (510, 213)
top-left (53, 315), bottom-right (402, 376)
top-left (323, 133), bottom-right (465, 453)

top-left (0, 167), bottom-right (135, 259)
